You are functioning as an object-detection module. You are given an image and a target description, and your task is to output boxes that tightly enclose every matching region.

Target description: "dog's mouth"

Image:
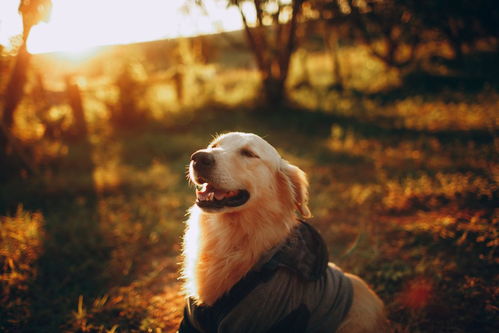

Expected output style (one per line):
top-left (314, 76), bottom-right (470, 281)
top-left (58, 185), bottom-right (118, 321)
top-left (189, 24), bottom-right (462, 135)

top-left (196, 183), bottom-right (250, 210)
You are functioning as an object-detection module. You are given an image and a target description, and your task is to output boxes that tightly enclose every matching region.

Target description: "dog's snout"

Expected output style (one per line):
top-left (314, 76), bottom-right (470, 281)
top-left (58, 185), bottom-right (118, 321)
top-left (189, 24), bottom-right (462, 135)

top-left (191, 150), bottom-right (215, 170)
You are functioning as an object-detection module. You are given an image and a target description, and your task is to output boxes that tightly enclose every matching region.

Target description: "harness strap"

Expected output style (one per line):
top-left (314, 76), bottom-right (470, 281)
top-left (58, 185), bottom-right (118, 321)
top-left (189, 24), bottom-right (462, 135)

top-left (179, 221), bottom-right (330, 333)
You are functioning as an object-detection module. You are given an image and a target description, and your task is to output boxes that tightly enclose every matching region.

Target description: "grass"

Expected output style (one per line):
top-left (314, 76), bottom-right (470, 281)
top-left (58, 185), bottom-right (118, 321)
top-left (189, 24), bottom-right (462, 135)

top-left (1, 44), bottom-right (498, 332)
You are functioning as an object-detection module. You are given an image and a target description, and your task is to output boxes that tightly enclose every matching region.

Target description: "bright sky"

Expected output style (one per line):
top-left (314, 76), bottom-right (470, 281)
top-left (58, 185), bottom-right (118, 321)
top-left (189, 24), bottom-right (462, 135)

top-left (0, 0), bottom-right (253, 54)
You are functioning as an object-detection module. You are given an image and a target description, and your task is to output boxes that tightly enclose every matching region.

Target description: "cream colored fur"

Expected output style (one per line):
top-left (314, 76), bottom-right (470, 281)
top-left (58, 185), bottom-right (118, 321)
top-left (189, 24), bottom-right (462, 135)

top-left (338, 274), bottom-right (389, 333)
top-left (181, 132), bottom-right (387, 331)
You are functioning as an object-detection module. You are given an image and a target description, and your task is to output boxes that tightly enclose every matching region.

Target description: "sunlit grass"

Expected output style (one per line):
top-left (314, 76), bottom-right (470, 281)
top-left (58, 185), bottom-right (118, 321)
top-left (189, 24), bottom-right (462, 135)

top-left (383, 173), bottom-right (496, 211)
top-left (1, 38), bottom-right (498, 331)
top-left (2, 104), bottom-right (497, 330)
top-left (0, 207), bottom-right (44, 331)
top-left (391, 91), bottom-right (499, 131)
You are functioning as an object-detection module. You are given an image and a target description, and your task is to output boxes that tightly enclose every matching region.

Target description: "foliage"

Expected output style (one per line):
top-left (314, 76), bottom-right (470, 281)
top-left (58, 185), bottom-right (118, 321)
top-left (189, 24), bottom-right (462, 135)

top-left (0, 7), bottom-right (498, 331)
top-left (0, 207), bottom-right (44, 332)
top-left (18, 0), bottom-right (53, 40)
top-left (2, 0), bottom-right (53, 129)
top-left (1, 77), bottom-right (497, 331)
top-left (108, 64), bottom-right (150, 129)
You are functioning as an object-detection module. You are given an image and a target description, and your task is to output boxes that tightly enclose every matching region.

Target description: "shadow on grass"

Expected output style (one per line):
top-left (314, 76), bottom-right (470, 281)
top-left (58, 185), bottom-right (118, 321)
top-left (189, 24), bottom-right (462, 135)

top-left (111, 105), bottom-right (494, 185)
top-left (362, 51), bottom-right (499, 103)
top-left (252, 106), bottom-right (495, 148)
top-left (0, 99), bottom-right (495, 331)
top-left (16, 139), bottom-right (130, 331)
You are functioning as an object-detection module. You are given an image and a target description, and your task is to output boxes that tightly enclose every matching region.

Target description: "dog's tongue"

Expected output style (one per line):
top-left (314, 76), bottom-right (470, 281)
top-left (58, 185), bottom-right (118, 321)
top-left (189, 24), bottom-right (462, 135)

top-left (196, 184), bottom-right (238, 201)
top-left (214, 189), bottom-right (227, 200)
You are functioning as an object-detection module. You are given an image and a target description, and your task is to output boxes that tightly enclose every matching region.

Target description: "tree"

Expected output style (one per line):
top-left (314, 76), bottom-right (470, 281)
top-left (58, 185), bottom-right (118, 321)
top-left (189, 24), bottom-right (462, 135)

top-left (0, 0), bottom-right (51, 178)
top-left (108, 64), bottom-right (148, 129)
top-left (347, 0), bottom-right (499, 64)
top-left (346, 0), bottom-right (421, 69)
top-left (408, 0), bottom-right (499, 61)
top-left (307, 0), bottom-right (352, 90)
top-left (2, 0), bottom-right (52, 130)
top-left (198, 0), bottom-right (305, 107)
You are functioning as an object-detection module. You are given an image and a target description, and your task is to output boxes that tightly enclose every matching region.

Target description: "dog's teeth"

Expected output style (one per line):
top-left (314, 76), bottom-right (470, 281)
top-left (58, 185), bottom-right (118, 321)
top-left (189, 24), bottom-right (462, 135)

top-left (208, 192), bottom-right (214, 201)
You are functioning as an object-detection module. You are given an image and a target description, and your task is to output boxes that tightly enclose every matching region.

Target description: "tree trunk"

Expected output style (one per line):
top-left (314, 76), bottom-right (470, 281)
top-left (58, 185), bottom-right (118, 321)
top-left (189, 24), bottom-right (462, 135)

top-left (65, 76), bottom-right (87, 138)
top-left (325, 26), bottom-right (344, 90)
top-left (445, 17), bottom-right (465, 62)
top-left (2, 45), bottom-right (30, 129)
top-left (236, 0), bottom-right (303, 108)
top-left (262, 76), bottom-right (286, 108)
top-left (1, 45), bottom-right (31, 178)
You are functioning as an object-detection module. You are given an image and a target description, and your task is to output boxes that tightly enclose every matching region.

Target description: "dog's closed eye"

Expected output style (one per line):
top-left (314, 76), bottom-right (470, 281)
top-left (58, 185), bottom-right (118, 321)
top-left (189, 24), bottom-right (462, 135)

top-left (240, 148), bottom-right (259, 158)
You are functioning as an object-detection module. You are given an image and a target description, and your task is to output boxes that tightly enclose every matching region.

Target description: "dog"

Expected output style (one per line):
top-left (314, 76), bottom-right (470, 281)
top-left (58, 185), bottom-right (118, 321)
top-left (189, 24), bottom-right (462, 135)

top-left (179, 132), bottom-right (387, 333)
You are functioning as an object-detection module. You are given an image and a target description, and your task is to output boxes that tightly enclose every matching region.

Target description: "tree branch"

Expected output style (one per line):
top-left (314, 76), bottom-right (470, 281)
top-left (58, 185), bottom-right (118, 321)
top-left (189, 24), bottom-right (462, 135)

top-left (236, 1), bottom-right (270, 75)
top-left (279, 0), bottom-right (303, 81)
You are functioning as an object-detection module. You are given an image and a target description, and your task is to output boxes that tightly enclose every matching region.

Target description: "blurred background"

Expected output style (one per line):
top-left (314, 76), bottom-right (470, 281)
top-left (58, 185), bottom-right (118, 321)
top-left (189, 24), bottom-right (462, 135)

top-left (0, 0), bottom-right (498, 332)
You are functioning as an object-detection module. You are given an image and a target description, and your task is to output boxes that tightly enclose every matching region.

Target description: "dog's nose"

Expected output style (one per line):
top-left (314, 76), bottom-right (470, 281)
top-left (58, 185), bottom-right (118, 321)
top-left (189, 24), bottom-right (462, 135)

top-left (191, 150), bottom-right (215, 170)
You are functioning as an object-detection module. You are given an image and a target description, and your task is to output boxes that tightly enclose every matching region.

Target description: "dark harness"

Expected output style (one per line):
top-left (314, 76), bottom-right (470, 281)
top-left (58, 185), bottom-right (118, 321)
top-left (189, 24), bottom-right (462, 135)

top-left (179, 221), bottom-right (353, 333)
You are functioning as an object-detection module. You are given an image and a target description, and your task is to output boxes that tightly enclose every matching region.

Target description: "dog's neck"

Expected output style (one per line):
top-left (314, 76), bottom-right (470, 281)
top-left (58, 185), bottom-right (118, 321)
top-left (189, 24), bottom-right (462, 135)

top-left (182, 205), bottom-right (298, 306)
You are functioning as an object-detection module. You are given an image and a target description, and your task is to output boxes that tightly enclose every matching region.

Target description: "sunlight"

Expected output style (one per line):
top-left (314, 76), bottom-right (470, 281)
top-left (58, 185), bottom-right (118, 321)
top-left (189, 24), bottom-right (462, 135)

top-left (20, 0), bottom-right (244, 54)
top-left (27, 0), bottom-right (185, 54)
top-left (0, 1), bottom-right (22, 49)
top-left (49, 47), bottom-right (103, 63)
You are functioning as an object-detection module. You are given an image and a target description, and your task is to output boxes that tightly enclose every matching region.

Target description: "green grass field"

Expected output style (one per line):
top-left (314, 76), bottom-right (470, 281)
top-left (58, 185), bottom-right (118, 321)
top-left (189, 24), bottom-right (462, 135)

top-left (1, 43), bottom-right (498, 332)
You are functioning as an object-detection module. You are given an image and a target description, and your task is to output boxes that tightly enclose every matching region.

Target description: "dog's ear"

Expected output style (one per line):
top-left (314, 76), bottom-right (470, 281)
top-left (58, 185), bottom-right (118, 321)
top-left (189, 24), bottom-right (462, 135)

top-left (280, 161), bottom-right (312, 219)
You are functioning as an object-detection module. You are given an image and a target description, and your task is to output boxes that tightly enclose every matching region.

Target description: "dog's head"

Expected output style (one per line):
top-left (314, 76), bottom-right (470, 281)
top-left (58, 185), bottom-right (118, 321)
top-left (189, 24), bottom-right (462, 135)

top-left (189, 132), bottom-right (311, 218)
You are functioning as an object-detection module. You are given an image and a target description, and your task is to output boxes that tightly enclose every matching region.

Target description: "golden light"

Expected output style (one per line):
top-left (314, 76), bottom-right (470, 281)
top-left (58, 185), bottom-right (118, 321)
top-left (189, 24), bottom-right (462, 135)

top-left (0, 1), bottom-right (23, 49)
top-left (49, 47), bottom-right (103, 63)
top-left (0, 0), bottom-right (248, 56)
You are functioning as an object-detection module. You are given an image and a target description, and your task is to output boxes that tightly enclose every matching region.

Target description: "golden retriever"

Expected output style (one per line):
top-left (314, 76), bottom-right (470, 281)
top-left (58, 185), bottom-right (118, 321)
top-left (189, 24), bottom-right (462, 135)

top-left (180, 132), bottom-right (387, 333)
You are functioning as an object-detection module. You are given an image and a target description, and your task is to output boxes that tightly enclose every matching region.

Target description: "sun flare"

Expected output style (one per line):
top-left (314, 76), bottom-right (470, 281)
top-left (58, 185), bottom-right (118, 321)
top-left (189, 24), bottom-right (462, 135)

top-left (0, 0), bottom-right (247, 55)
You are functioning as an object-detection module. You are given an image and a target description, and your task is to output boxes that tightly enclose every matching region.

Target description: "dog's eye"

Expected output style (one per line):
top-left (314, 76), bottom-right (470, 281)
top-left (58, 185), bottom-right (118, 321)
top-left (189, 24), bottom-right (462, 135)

top-left (240, 148), bottom-right (259, 158)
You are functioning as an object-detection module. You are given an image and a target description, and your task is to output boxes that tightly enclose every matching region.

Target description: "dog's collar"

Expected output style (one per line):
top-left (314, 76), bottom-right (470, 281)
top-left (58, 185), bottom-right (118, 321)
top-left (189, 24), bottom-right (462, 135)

top-left (254, 220), bottom-right (329, 281)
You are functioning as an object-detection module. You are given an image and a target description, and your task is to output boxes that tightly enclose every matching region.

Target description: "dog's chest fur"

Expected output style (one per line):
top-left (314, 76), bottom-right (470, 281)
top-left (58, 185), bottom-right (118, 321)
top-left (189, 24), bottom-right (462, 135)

top-left (182, 206), bottom-right (297, 305)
